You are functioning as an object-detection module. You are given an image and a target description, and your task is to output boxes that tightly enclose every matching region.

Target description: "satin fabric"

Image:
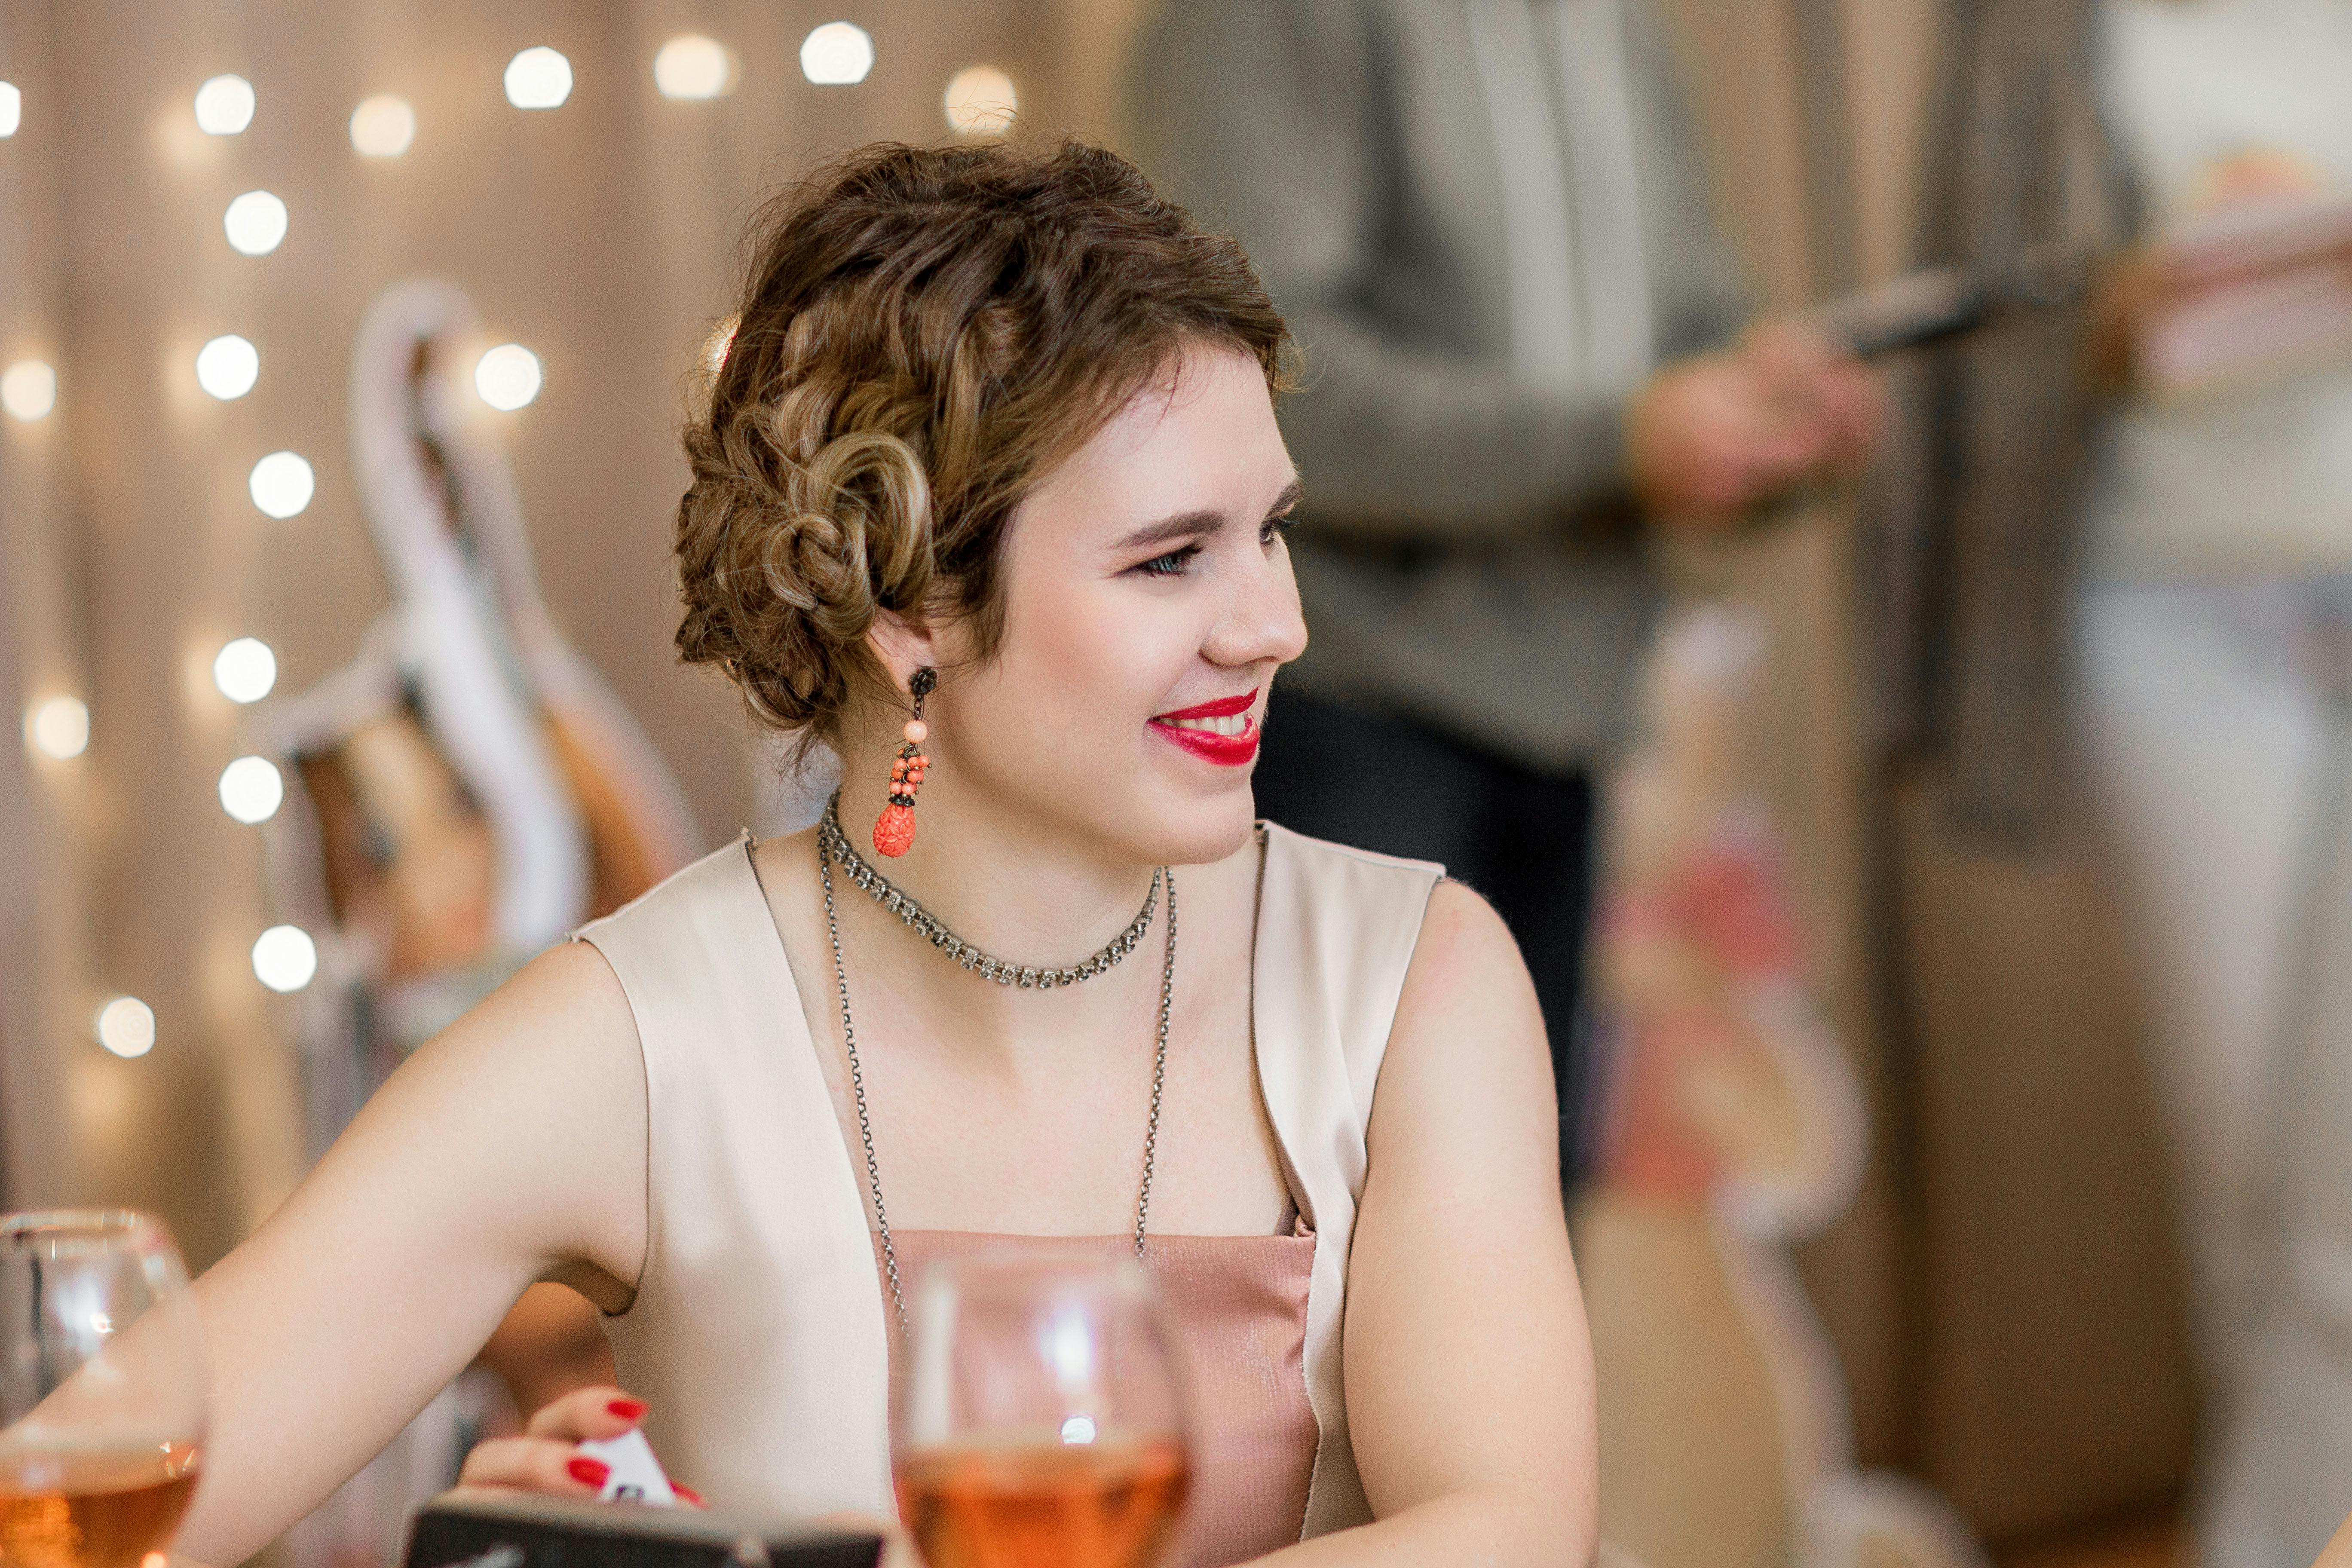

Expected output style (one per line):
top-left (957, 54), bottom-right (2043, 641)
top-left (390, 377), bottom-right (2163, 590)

top-left (573, 824), bottom-right (1441, 1560)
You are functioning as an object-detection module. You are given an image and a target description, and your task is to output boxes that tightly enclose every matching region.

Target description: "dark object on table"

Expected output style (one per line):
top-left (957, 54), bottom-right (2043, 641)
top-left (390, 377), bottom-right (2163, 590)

top-left (404, 1492), bottom-right (883, 1568)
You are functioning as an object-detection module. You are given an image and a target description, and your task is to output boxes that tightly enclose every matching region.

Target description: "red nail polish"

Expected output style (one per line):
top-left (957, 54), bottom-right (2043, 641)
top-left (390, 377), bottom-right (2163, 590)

top-left (568, 1457), bottom-right (611, 1488)
top-left (672, 1484), bottom-right (704, 1507)
top-left (607, 1398), bottom-right (649, 1421)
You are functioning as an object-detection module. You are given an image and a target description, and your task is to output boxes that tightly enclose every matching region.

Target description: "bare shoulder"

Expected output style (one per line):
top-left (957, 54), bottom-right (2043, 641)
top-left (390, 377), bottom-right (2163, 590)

top-left (1409, 879), bottom-right (1529, 990)
top-left (406, 937), bottom-right (637, 1086)
top-left (294, 936), bottom-right (647, 1283)
top-left (1374, 879), bottom-right (1555, 1152)
top-left (1395, 879), bottom-right (1545, 1056)
top-left (391, 939), bottom-right (646, 1182)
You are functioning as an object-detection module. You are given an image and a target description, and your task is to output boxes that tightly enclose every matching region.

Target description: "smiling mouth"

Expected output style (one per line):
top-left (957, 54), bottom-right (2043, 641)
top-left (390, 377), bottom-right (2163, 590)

top-left (1157, 711), bottom-right (1252, 737)
top-left (1148, 689), bottom-right (1261, 765)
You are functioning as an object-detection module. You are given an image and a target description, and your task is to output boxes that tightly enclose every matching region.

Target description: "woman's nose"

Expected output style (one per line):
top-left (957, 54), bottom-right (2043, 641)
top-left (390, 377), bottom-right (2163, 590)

top-left (1207, 542), bottom-right (1308, 668)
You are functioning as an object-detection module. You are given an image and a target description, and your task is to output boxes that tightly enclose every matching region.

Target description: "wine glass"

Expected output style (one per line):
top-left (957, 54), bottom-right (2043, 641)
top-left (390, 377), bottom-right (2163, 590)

top-left (893, 1253), bottom-right (1190, 1568)
top-left (0, 1212), bottom-right (208, 1568)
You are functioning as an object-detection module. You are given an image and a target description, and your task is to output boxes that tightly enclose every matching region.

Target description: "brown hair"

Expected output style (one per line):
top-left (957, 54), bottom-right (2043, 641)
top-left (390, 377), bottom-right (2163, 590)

top-left (673, 138), bottom-right (1293, 754)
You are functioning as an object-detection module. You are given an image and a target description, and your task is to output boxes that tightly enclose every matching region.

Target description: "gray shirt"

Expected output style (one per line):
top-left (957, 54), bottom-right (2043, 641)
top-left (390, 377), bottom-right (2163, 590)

top-left (1132, 0), bottom-right (1748, 769)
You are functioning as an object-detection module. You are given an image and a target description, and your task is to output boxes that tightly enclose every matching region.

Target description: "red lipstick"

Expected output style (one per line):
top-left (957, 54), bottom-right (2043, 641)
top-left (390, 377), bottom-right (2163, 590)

top-left (1154, 691), bottom-right (1256, 721)
top-left (1149, 688), bottom-right (1261, 766)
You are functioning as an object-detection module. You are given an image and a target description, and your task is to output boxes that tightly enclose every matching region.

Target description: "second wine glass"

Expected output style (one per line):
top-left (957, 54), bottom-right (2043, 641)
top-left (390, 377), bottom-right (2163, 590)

top-left (0, 1211), bottom-right (208, 1568)
top-left (893, 1252), bottom-right (1190, 1568)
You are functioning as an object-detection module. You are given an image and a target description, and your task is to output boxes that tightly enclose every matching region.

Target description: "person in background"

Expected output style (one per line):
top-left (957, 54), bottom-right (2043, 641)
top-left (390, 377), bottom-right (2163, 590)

top-left (1131, 0), bottom-right (1878, 1181)
top-left (2073, 2), bottom-right (2352, 1563)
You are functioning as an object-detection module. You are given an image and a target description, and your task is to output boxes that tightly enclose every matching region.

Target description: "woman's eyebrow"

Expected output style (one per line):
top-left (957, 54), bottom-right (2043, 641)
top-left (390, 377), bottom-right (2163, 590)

top-left (1113, 508), bottom-right (1223, 553)
top-left (1112, 480), bottom-right (1303, 554)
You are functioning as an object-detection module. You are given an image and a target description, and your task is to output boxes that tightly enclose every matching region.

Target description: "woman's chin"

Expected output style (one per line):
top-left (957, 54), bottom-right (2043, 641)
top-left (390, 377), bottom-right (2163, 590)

top-left (1139, 779), bottom-right (1263, 868)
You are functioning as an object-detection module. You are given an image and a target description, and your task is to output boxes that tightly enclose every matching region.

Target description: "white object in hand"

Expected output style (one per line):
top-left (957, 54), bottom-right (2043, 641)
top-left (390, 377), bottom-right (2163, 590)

top-left (574, 1428), bottom-right (677, 1507)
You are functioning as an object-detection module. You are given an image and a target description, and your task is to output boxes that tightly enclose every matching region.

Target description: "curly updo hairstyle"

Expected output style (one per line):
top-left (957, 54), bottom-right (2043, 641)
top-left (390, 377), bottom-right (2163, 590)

top-left (674, 138), bottom-right (1293, 756)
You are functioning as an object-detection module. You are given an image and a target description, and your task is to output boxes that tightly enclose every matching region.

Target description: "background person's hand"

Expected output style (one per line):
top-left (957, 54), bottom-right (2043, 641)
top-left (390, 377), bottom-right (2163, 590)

top-left (1627, 322), bottom-right (1882, 523)
top-left (452, 1385), bottom-right (703, 1505)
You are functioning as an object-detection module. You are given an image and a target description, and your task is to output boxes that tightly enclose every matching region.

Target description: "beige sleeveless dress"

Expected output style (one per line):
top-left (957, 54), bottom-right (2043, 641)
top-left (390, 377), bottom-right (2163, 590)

top-left (573, 823), bottom-right (1440, 1562)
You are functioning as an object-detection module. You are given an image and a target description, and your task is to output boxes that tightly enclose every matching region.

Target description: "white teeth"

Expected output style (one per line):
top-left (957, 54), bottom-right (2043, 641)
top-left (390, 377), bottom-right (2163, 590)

top-left (1163, 713), bottom-right (1249, 736)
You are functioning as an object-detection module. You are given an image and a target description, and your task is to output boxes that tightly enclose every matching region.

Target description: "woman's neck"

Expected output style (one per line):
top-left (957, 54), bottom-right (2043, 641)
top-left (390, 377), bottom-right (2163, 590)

top-left (831, 762), bottom-right (1161, 968)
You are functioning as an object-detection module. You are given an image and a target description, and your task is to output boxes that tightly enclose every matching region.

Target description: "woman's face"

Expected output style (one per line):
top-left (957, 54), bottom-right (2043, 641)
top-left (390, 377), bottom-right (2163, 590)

top-left (930, 345), bottom-right (1307, 867)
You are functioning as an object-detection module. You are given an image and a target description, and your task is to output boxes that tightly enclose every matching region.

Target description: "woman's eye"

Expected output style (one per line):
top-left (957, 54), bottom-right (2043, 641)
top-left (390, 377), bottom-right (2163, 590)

top-left (1137, 545), bottom-right (1202, 578)
top-left (1261, 514), bottom-right (1298, 548)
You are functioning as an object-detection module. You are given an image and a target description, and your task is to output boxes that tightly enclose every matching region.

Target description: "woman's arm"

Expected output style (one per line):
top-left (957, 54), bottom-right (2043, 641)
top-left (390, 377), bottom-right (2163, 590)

top-left (176, 940), bottom-right (649, 1563)
top-left (1259, 882), bottom-right (1599, 1566)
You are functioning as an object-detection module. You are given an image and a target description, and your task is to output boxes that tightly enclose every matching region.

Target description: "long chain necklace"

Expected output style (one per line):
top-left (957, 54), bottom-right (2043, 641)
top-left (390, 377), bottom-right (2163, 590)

top-left (816, 815), bottom-right (1178, 1336)
top-left (817, 798), bottom-right (1161, 989)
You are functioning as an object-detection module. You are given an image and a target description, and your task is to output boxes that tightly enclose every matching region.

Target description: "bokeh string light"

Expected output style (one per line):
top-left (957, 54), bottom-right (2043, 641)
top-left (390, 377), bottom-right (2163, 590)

top-left (193, 74), bottom-right (254, 135)
top-left (196, 334), bottom-right (259, 400)
top-left (223, 190), bottom-right (288, 256)
top-left (24, 696), bottom-right (89, 760)
top-left (251, 925), bottom-right (318, 993)
top-left (349, 94), bottom-right (416, 158)
top-left (247, 451), bottom-right (315, 518)
top-left (943, 65), bottom-right (1017, 137)
top-left (217, 755), bottom-right (284, 824)
top-left (800, 22), bottom-right (875, 86)
top-left (655, 35), bottom-right (735, 100)
top-left (212, 637), bottom-right (277, 704)
top-left (505, 47), bottom-right (573, 109)
top-left (475, 343), bottom-right (542, 410)
top-left (1, 359), bottom-right (57, 421)
top-left (95, 997), bottom-right (156, 1059)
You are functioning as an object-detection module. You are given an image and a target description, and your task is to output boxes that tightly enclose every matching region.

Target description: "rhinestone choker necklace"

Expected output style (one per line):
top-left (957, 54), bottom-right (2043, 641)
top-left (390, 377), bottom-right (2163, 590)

top-left (815, 793), bottom-right (1165, 989)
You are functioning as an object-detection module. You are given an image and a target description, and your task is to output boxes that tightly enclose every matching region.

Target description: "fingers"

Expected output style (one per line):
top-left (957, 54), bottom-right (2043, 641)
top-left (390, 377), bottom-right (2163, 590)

top-left (1676, 374), bottom-right (1820, 509)
top-left (525, 1384), bottom-right (649, 1442)
top-left (1819, 362), bottom-right (1886, 467)
top-left (1632, 339), bottom-right (1881, 520)
top-left (456, 1434), bottom-right (612, 1496)
top-left (456, 1387), bottom-right (698, 1508)
top-left (1736, 324), bottom-right (1884, 482)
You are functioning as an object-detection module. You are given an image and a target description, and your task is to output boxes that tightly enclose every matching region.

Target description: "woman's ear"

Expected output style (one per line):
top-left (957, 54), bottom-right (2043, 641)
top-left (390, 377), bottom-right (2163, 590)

top-left (866, 607), bottom-right (940, 695)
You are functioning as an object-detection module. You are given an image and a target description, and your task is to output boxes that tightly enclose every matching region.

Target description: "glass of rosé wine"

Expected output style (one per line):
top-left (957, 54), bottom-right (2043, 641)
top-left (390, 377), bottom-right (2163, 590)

top-left (0, 1212), bottom-right (207, 1568)
top-left (893, 1253), bottom-right (1190, 1568)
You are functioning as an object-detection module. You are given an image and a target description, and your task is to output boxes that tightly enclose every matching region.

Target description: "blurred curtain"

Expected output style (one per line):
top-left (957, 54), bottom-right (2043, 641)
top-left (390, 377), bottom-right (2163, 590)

top-left (0, 6), bottom-right (88, 1213)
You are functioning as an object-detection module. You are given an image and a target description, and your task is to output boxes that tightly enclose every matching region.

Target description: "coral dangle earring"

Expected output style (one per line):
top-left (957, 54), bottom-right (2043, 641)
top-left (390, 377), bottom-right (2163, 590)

top-left (873, 667), bottom-right (937, 859)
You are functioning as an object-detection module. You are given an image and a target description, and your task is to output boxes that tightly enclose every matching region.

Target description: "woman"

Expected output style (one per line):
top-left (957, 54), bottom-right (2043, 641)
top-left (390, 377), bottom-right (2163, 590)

top-left (174, 140), bottom-right (1596, 1568)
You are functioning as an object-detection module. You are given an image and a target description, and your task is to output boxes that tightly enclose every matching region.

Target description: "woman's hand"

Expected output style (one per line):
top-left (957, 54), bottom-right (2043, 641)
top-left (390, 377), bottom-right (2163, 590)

top-left (454, 1386), bottom-right (704, 1507)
